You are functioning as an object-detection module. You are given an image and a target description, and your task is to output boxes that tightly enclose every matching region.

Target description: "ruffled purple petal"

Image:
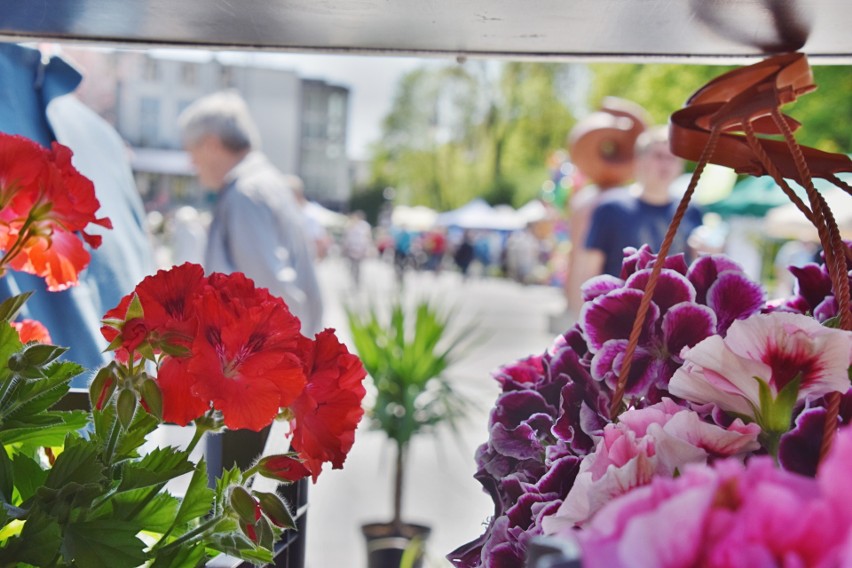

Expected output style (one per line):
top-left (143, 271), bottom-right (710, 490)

top-left (479, 517), bottom-right (526, 568)
top-left (620, 245), bottom-right (689, 279)
top-left (779, 406), bottom-right (826, 477)
top-left (534, 454), bottom-right (581, 496)
top-left (507, 492), bottom-right (556, 528)
top-left (447, 531), bottom-right (489, 568)
top-left (490, 413), bottom-right (552, 460)
top-left (493, 354), bottom-right (546, 392)
top-left (625, 268), bottom-right (696, 314)
top-left (661, 302), bottom-right (717, 360)
top-left (687, 254), bottom-right (745, 304)
top-left (492, 391), bottom-right (552, 428)
top-left (580, 288), bottom-right (660, 351)
top-left (581, 274), bottom-right (625, 302)
top-left (706, 270), bottom-right (766, 335)
top-left (813, 296), bottom-right (839, 323)
top-left (591, 340), bottom-right (661, 398)
top-left (789, 263), bottom-right (832, 311)
top-left (773, 294), bottom-right (812, 315)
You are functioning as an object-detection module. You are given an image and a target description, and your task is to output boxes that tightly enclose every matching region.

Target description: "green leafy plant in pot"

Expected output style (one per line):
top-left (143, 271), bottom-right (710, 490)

top-left (346, 297), bottom-right (475, 568)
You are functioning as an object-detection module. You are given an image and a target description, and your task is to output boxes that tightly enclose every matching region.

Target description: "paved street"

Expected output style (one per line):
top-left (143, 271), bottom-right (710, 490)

top-left (305, 256), bottom-right (567, 567)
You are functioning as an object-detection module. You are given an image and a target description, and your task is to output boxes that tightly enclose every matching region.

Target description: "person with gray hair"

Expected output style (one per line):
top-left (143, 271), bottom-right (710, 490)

top-left (179, 90), bottom-right (323, 335)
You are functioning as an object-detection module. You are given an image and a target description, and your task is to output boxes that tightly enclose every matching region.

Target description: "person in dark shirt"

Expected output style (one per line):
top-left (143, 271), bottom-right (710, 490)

top-left (573, 126), bottom-right (702, 283)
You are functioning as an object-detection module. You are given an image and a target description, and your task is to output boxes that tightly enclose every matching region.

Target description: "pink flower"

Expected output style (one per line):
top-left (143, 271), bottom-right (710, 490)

top-left (542, 399), bottom-right (759, 530)
top-left (669, 312), bottom-right (852, 425)
top-left (577, 457), bottom-right (840, 568)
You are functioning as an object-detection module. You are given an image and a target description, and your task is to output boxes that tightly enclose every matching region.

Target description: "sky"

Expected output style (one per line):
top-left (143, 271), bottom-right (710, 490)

top-left (151, 49), bottom-right (445, 161)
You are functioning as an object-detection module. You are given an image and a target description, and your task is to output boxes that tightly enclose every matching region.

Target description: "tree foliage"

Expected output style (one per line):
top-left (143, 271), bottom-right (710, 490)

top-left (364, 60), bottom-right (851, 212)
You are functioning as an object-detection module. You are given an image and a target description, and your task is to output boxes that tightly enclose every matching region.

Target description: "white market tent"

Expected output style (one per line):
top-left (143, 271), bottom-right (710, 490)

top-left (436, 199), bottom-right (526, 231)
top-left (391, 205), bottom-right (439, 231)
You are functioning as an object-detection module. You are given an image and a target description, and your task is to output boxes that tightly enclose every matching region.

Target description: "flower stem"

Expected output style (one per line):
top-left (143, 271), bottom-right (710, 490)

top-left (185, 424), bottom-right (206, 456)
top-left (103, 415), bottom-right (122, 465)
top-left (762, 430), bottom-right (783, 465)
top-left (153, 515), bottom-right (220, 554)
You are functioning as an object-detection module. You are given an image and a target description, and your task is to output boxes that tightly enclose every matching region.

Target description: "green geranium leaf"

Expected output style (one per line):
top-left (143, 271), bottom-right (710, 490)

top-left (0, 324), bottom-right (23, 392)
top-left (173, 458), bottom-right (214, 529)
top-left (0, 446), bottom-right (12, 503)
top-left (62, 519), bottom-right (148, 568)
top-left (206, 532), bottom-right (273, 564)
top-left (0, 410), bottom-right (88, 449)
top-left (114, 412), bottom-right (160, 458)
top-left (44, 435), bottom-right (106, 490)
top-left (119, 446), bottom-right (193, 491)
top-left (214, 466), bottom-right (243, 514)
top-left (0, 509), bottom-right (62, 566)
top-left (4, 361), bottom-right (83, 421)
top-left (11, 452), bottom-right (49, 503)
top-left (150, 542), bottom-right (207, 568)
top-left (0, 292), bottom-right (33, 323)
top-left (109, 489), bottom-right (180, 532)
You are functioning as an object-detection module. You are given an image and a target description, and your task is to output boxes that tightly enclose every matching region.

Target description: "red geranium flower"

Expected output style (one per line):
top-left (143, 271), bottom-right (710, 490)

top-left (157, 356), bottom-right (210, 426)
top-left (102, 263), bottom-right (208, 360)
top-left (289, 329), bottom-right (367, 481)
top-left (0, 134), bottom-right (111, 290)
top-left (0, 134), bottom-right (48, 204)
top-left (135, 262), bottom-right (208, 339)
top-left (11, 319), bottom-right (51, 344)
top-left (188, 273), bottom-right (306, 431)
top-left (7, 229), bottom-right (94, 291)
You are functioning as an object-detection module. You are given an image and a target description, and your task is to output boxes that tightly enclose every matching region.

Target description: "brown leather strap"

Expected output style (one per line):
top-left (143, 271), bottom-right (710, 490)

top-left (612, 54), bottom-right (851, 467)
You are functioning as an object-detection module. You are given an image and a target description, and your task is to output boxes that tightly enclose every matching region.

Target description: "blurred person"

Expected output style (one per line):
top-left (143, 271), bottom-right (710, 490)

top-left (170, 205), bottom-right (208, 265)
top-left (342, 210), bottom-right (373, 287)
top-left (178, 90), bottom-right (323, 335)
top-left (564, 98), bottom-right (648, 318)
top-left (453, 230), bottom-right (476, 280)
top-left (572, 126), bottom-right (703, 290)
top-left (285, 174), bottom-right (332, 260)
top-left (392, 225), bottom-right (413, 283)
top-left (422, 227), bottom-right (448, 273)
top-left (0, 43), bottom-right (156, 380)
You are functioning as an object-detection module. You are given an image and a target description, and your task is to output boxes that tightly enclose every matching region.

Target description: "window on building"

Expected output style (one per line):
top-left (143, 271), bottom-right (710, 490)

top-left (140, 97), bottom-right (160, 146)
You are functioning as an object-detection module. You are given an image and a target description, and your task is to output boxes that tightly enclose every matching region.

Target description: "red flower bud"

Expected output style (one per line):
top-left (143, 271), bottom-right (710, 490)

top-left (255, 455), bottom-right (311, 483)
top-left (89, 365), bottom-right (118, 411)
top-left (254, 490), bottom-right (296, 529)
top-left (116, 389), bottom-right (138, 429)
top-left (229, 485), bottom-right (261, 525)
top-left (122, 317), bottom-right (149, 351)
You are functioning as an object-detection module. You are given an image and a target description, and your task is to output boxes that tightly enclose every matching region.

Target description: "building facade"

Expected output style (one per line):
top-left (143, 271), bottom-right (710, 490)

top-left (73, 49), bottom-right (351, 212)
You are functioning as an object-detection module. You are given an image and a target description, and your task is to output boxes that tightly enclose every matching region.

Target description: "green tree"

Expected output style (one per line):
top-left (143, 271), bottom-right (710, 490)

top-left (586, 62), bottom-right (851, 153)
top-left (365, 60), bottom-right (849, 214)
top-left (369, 61), bottom-right (578, 210)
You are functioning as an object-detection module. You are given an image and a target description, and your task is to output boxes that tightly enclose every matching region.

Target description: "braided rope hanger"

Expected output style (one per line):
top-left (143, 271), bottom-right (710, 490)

top-left (609, 52), bottom-right (852, 465)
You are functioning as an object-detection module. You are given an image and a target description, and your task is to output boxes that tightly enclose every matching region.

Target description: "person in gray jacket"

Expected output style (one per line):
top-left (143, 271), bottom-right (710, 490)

top-left (178, 90), bottom-right (323, 336)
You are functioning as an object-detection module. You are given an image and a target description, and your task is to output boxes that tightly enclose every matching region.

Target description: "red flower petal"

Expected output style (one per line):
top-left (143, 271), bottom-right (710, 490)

top-left (289, 329), bottom-right (367, 481)
top-left (157, 357), bottom-right (209, 426)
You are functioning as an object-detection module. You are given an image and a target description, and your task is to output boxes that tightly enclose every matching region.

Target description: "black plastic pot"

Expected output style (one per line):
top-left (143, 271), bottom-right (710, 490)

top-left (361, 522), bottom-right (431, 568)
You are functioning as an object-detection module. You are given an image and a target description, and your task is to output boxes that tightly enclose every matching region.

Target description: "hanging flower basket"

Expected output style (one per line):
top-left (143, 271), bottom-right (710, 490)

top-left (449, 53), bottom-right (852, 568)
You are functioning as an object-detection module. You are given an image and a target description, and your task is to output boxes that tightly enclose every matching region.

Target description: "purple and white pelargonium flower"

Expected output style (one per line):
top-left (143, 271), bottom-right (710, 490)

top-left (669, 311), bottom-right (852, 436)
top-left (579, 246), bottom-right (765, 404)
